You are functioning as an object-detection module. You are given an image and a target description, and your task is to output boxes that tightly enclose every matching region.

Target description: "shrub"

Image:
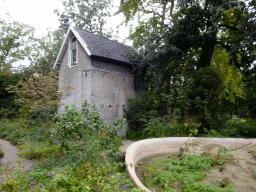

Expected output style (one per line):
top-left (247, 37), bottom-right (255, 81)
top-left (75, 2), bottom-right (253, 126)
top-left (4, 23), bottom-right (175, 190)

top-left (124, 91), bottom-right (159, 131)
top-left (236, 119), bottom-right (256, 138)
top-left (219, 118), bottom-right (256, 138)
top-left (142, 117), bottom-right (172, 138)
top-left (0, 120), bottom-right (23, 145)
top-left (126, 130), bottom-right (145, 140)
top-left (52, 100), bottom-right (123, 152)
top-left (19, 140), bottom-right (60, 160)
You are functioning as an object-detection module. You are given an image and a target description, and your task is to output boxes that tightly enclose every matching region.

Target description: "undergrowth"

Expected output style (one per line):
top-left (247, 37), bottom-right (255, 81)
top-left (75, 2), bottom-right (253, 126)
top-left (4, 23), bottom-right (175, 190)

top-left (141, 154), bottom-right (237, 192)
top-left (0, 101), bottom-right (143, 191)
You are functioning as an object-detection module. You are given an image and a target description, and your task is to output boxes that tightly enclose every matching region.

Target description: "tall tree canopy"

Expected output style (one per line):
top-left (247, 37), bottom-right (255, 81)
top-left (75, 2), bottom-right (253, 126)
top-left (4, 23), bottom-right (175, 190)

top-left (28, 29), bottom-right (65, 74)
top-left (54, 0), bottom-right (114, 38)
top-left (0, 18), bottom-right (35, 111)
top-left (119, 0), bottom-right (256, 128)
top-left (119, 0), bottom-right (256, 93)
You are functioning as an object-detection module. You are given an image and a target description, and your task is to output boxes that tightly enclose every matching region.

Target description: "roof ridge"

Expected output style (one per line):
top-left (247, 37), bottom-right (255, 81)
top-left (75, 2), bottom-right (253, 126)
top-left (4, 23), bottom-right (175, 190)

top-left (74, 27), bottom-right (132, 48)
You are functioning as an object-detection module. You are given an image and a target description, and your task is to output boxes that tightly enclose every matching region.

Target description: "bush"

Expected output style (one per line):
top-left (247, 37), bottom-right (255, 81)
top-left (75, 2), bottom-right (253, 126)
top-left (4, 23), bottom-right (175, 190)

top-left (52, 100), bottom-right (123, 152)
top-left (25, 109), bottom-right (56, 126)
top-left (0, 120), bottom-right (23, 145)
top-left (124, 91), bottom-right (159, 131)
top-left (142, 117), bottom-right (172, 138)
top-left (219, 119), bottom-right (256, 138)
top-left (236, 119), bottom-right (256, 138)
top-left (126, 130), bottom-right (145, 140)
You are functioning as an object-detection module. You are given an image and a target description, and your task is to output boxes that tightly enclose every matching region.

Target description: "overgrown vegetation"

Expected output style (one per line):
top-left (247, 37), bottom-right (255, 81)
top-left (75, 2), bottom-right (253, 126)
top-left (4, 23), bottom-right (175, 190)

top-left (125, 92), bottom-right (256, 140)
top-left (0, 0), bottom-right (256, 191)
top-left (0, 101), bottom-right (143, 191)
top-left (140, 154), bottom-right (237, 192)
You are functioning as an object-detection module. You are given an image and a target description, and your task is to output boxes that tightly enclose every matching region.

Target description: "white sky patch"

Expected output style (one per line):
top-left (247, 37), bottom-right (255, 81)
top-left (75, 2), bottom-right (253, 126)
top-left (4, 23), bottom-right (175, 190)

top-left (0, 0), bottom-right (132, 68)
top-left (0, 0), bottom-right (131, 41)
top-left (0, 0), bottom-right (63, 37)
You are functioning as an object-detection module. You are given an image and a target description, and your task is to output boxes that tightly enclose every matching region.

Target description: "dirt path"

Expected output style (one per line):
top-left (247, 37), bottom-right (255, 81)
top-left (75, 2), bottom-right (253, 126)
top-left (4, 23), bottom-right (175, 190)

top-left (0, 139), bottom-right (135, 182)
top-left (0, 139), bottom-right (35, 183)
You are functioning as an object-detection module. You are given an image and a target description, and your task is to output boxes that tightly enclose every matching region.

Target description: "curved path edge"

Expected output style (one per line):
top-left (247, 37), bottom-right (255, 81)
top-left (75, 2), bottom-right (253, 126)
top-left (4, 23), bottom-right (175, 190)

top-left (0, 139), bottom-right (35, 183)
top-left (125, 137), bottom-right (256, 192)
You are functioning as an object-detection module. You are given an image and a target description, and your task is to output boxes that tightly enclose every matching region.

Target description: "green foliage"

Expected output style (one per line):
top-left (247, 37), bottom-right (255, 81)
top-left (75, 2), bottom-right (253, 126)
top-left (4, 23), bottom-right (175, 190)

top-left (202, 128), bottom-right (223, 138)
top-left (210, 45), bottom-right (244, 103)
top-left (0, 18), bottom-right (34, 66)
top-left (8, 70), bottom-right (60, 119)
top-left (54, 0), bottom-right (115, 38)
top-left (0, 102), bottom-right (143, 191)
top-left (142, 117), bottom-right (172, 138)
top-left (0, 120), bottom-right (23, 145)
top-left (52, 100), bottom-right (123, 152)
top-left (142, 154), bottom-right (237, 192)
top-left (126, 130), bottom-right (145, 141)
top-left (119, 0), bottom-right (256, 132)
top-left (125, 91), bottom-right (160, 131)
top-left (19, 140), bottom-right (60, 160)
top-left (0, 18), bottom-right (35, 114)
top-left (29, 29), bottom-right (65, 74)
top-left (0, 148), bottom-right (4, 158)
top-left (219, 119), bottom-right (256, 138)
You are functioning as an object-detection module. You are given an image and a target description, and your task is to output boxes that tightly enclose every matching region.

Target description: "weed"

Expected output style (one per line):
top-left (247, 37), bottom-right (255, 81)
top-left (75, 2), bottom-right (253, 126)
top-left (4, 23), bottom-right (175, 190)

top-left (0, 148), bottom-right (4, 158)
top-left (140, 153), bottom-right (237, 192)
top-left (0, 101), bottom-right (143, 191)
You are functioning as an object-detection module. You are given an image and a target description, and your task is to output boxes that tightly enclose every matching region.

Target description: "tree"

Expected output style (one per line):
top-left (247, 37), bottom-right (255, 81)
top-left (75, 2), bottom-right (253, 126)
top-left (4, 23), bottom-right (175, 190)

top-left (0, 18), bottom-right (35, 113)
top-left (54, 0), bottom-right (114, 38)
top-left (28, 29), bottom-right (65, 74)
top-left (119, 0), bottom-right (256, 129)
top-left (0, 18), bottom-right (34, 68)
top-left (119, 0), bottom-right (256, 71)
top-left (8, 70), bottom-right (61, 119)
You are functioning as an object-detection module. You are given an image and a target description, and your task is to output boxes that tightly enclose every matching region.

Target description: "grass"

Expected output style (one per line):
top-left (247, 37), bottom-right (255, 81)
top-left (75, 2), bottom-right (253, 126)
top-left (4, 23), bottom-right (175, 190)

top-left (0, 119), bottom-right (24, 145)
top-left (0, 148), bottom-right (4, 158)
top-left (0, 103), bottom-right (144, 191)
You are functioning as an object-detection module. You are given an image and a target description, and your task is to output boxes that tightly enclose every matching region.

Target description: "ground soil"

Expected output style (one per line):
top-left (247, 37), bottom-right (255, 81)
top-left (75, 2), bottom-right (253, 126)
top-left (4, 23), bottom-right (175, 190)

top-left (136, 139), bottom-right (256, 192)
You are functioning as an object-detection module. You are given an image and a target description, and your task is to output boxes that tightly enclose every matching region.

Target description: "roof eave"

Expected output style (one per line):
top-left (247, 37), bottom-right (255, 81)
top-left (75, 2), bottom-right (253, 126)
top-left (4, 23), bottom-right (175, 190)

top-left (53, 26), bottom-right (92, 69)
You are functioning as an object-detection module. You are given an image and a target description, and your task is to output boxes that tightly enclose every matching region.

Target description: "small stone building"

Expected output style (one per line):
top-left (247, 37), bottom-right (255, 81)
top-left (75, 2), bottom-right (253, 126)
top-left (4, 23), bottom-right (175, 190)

top-left (53, 26), bottom-right (137, 124)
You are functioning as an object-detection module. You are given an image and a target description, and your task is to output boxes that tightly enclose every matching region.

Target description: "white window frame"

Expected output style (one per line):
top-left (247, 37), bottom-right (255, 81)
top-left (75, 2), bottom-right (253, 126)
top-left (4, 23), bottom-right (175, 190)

top-left (68, 35), bottom-right (78, 68)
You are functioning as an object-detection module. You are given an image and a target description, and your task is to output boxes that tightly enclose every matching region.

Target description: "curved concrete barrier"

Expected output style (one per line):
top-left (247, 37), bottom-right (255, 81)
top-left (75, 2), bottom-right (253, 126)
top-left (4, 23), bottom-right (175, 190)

top-left (125, 137), bottom-right (256, 192)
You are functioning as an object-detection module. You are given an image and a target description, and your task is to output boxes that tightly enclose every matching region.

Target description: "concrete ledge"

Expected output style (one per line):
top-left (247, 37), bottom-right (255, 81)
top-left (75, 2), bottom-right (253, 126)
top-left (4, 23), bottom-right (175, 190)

top-left (125, 137), bottom-right (256, 192)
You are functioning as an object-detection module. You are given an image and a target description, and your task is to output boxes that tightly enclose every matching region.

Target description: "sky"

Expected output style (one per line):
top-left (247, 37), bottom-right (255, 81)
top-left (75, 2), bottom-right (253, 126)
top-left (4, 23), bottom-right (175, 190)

top-left (0, 0), bottom-right (130, 40)
top-left (0, 0), bottom-right (63, 37)
top-left (0, 0), bottom-right (131, 68)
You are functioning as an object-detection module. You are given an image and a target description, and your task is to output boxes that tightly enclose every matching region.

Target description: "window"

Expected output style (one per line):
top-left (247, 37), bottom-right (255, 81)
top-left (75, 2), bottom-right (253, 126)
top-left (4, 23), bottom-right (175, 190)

top-left (71, 36), bottom-right (76, 43)
top-left (71, 49), bottom-right (77, 66)
top-left (69, 35), bottom-right (77, 67)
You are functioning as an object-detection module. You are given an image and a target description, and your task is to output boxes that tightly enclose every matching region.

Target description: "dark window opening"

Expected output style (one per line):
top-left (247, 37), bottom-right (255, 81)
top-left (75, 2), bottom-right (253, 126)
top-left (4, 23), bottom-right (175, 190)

top-left (71, 49), bottom-right (77, 66)
top-left (71, 36), bottom-right (76, 43)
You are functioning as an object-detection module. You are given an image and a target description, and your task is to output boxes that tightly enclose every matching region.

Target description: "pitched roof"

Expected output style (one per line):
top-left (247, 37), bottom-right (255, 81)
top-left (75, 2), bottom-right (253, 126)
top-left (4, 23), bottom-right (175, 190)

top-left (74, 27), bottom-right (137, 64)
top-left (53, 26), bottom-right (137, 69)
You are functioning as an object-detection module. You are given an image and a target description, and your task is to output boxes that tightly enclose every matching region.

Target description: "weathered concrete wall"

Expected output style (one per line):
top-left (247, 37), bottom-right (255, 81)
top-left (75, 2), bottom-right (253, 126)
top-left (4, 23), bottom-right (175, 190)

top-left (89, 60), bottom-right (136, 123)
top-left (58, 35), bottom-right (92, 113)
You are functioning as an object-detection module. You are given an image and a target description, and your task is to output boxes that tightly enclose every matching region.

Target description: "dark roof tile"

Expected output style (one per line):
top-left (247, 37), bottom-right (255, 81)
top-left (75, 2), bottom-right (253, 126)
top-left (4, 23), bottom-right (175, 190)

top-left (74, 27), bottom-right (137, 64)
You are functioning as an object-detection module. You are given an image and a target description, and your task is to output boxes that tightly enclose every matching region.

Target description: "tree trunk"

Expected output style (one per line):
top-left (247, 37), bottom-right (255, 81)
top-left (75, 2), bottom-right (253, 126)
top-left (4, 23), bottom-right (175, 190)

top-left (197, 34), bottom-right (217, 69)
